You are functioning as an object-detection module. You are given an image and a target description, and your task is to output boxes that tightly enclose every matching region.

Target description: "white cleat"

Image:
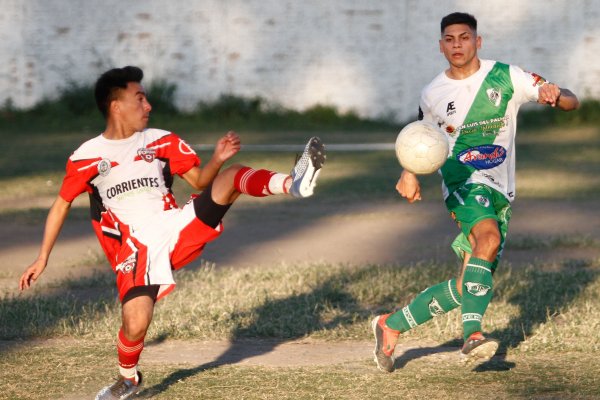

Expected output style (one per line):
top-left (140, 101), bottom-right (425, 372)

top-left (95, 372), bottom-right (143, 400)
top-left (290, 137), bottom-right (326, 198)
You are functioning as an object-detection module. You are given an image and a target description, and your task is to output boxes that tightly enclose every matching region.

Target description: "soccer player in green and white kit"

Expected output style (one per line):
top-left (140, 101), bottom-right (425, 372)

top-left (372, 12), bottom-right (579, 372)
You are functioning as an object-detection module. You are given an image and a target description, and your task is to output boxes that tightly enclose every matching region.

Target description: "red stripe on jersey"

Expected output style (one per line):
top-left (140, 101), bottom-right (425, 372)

top-left (143, 132), bottom-right (200, 176)
top-left (59, 157), bottom-right (103, 202)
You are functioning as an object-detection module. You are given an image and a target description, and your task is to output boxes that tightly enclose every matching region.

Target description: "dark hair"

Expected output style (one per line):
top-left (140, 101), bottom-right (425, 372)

top-left (94, 66), bottom-right (144, 118)
top-left (440, 12), bottom-right (477, 34)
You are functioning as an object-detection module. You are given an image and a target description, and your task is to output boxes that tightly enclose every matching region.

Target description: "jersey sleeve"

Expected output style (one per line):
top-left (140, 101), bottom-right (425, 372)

top-left (151, 132), bottom-right (201, 176)
top-left (59, 158), bottom-right (100, 202)
top-left (418, 91), bottom-right (437, 125)
top-left (510, 65), bottom-right (545, 105)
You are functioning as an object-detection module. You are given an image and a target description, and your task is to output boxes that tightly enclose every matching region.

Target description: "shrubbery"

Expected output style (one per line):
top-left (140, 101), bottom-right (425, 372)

top-left (1, 81), bottom-right (598, 134)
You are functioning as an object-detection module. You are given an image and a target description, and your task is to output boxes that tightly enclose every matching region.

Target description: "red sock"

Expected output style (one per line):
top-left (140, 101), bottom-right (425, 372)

top-left (234, 167), bottom-right (277, 197)
top-left (117, 329), bottom-right (144, 370)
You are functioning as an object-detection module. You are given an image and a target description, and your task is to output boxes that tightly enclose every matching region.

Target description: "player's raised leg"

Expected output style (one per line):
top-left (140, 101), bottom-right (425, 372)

top-left (209, 136), bottom-right (326, 205)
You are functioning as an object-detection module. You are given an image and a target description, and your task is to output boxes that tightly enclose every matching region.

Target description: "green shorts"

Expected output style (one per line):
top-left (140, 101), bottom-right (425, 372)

top-left (445, 183), bottom-right (512, 268)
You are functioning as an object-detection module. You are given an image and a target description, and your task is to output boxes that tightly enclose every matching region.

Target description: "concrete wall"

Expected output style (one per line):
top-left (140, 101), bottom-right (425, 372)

top-left (1, 0), bottom-right (598, 122)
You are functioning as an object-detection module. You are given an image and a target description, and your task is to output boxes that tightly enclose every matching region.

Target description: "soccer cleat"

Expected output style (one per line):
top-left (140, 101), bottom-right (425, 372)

top-left (95, 371), bottom-right (143, 400)
top-left (371, 313), bottom-right (400, 373)
top-left (460, 332), bottom-right (499, 365)
top-left (289, 137), bottom-right (326, 198)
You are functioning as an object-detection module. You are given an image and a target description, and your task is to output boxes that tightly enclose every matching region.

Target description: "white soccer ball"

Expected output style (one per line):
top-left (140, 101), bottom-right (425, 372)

top-left (395, 121), bottom-right (449, 175)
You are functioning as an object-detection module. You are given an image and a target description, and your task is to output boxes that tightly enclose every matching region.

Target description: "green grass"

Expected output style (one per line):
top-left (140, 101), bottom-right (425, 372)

top-left (2, 262), bottom-right (599, 349)
top-left (2, 343), bottom-right (600, 399)
top-left (1, 91), bottom-right (600, 398)
top-left (2, 126), bottom-right (599, 212)
top-left (1, 261), bottom-right (600, 399)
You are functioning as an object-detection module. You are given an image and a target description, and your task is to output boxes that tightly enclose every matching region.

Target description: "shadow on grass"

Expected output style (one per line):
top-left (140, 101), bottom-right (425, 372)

top-left (139, 272), bottom-right (364, 398)
top-left (474, 265), bottom-right (599, 373)
top-left (0, 270), bottom-right (118, 340)
top-left (390, 264), bottom-right (599, 373)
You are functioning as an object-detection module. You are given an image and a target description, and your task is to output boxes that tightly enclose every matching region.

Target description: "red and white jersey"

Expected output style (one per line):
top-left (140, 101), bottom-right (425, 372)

top-left (59, 129), bottom-right (200, 229)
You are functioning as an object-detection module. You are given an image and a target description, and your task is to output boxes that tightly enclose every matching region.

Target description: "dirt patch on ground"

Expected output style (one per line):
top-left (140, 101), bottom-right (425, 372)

top-left (1, 195), bottom-right (598, 372)
top-left (2, 196), bottom-right (599, 296)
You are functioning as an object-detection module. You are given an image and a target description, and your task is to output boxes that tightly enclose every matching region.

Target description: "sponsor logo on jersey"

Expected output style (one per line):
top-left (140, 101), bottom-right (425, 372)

top-left (457, 145), bottom-right (506, 170)
top-left (465, 282), bottom-right (491, 297)
top-left (97, 159), bottom-right (112, 176)
top-left (481, 172), bottom-right (497, 184)
top-left (106, 177), bottom-right (161, 199)
top-left (446, 124), bottom-right (456, 134)
top-left (428, 297), bottom-right (445, 317)
top-left (446, 101), bottom-right (456, 116)
top-left (137, 148), bottom-right (156, 163)
top-left (456, 116), bottom-right (508, 136)
top-left (475, 195), bottom-right (490, 207)
top-left (528, 71), bottom-right (547, 87)
top-left (486, 88), bottom-right (502, 107)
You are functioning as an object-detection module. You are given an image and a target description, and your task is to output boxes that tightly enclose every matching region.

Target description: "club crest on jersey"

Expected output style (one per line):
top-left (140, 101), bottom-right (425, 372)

top-left (116, 255), bottom-right (136, 274)
top-left (475, 195), bottom-right (490, 207)
top-left (457, 145), bottom-right (506, 170)
top-left (97, 159), bottom-right (112, 177)
top-left (486, 88), bottom-right (502, 107)
top-left (137, 148), bottom-right (156, 163)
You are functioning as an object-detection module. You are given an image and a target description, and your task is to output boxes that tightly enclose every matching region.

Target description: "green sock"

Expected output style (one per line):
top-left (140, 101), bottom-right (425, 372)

top-left (386, 279), bottom-right (462, 332)
top-left (461, 257), bottom-right (494, 340)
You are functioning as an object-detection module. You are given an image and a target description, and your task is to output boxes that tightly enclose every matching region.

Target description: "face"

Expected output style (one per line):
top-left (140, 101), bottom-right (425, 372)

top-left (439, 23), bottom-right (481, 69)
top-left (111, 82), bottom-right (152, 132)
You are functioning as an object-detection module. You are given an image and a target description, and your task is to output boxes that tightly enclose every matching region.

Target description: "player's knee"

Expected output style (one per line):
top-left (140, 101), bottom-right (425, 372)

top-left (475, 232), bottom-right (501, 258)
top-left (122, 320), bottom-right (150, 341)
top-left (213, 163), bottom-right (245, 189)
top-left (223, 163), bottom-right (245, 175)
top-left (484, 232), bottom-right (501, 252)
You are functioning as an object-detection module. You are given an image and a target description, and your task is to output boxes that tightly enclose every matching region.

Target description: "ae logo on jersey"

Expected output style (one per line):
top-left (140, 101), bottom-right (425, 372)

top-left (446, 101), bottom-right (456, 116)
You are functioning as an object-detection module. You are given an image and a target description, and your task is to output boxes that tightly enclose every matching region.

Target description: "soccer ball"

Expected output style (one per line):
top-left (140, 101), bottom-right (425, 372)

top-left (395, 121), bottom-right (449, 174)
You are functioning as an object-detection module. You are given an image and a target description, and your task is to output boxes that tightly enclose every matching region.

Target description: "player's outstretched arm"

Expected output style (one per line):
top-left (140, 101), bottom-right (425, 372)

top-left (19, 196), bottom-right (72, 291)
top-left (538, 83), bottom-right (579, 111)
top-left (396, 169), bottom-right (422, 203)
top-left (182, 131), bottom-right (241, 190)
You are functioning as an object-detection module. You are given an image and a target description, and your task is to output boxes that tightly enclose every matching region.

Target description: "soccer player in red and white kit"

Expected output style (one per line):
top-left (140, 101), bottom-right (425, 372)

top-left (19, 66), bottom-right (325, 400)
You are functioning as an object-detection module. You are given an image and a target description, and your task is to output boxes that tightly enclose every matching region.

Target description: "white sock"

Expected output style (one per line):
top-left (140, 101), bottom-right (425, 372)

top-left (119, 366), bottom-right (138, 382)
top-left (268, 173), bottom-right (290, 194)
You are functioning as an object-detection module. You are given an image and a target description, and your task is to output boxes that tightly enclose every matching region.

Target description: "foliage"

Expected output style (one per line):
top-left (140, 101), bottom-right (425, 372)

top-left (0, 82), bottom-right (397, 134)
top-left (518, 98), bottom-right (600, 128)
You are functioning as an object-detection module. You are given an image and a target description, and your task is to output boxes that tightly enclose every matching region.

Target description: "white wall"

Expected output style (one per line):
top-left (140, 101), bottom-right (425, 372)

top-left (1, 0), bottom-right (598, 122)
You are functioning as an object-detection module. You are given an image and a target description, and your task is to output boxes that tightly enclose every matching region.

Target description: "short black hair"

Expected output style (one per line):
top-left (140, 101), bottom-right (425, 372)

top-left (94, 66), bottom-right (144, 118)
top-left (440, 12), bottom-right (477, 34)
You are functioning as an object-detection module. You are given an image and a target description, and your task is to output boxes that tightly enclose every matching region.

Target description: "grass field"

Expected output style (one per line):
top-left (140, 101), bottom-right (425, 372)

top-left (1, 112), bottom-right (599, 399)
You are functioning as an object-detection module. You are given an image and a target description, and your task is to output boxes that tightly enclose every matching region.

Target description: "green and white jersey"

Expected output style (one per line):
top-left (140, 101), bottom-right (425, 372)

top-left (419, 59), bottom-right (546, 202)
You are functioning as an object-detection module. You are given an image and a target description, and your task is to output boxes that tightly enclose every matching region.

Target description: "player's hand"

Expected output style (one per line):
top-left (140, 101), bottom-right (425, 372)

top-left (19, 259), bottom-right (47, 291)
top-left (538, 83), bottom-right (561, 107)
top-left (214, 131), bottom-right (241, 163)
top-left (396, 170), bottom-right (422, 203)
